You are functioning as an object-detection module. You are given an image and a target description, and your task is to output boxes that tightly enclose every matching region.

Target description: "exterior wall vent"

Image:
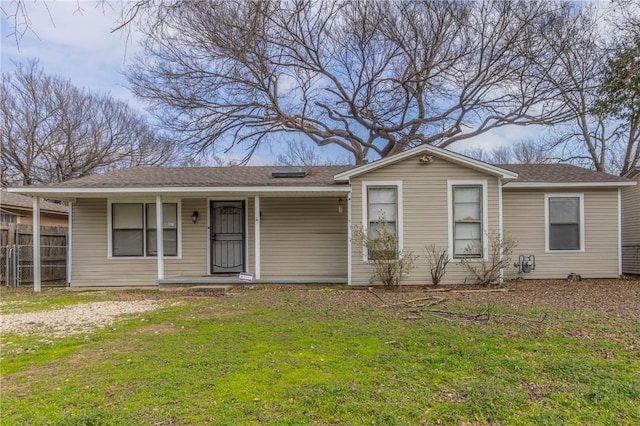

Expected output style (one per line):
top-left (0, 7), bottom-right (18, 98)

top-left (271, 166), bottom-right (310, 178)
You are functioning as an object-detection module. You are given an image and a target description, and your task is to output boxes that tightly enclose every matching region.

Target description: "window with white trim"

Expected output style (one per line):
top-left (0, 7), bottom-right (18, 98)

top-left (547, 195), bottom-right (582, 251)
top-left (366, 186), bottom-right (398, 260)
top-left (452, 185), bottom-right (483, 258)
top-left (111, 203), bottom-right (178, 257)
top-left (146, 203), bottom-right (178, 256)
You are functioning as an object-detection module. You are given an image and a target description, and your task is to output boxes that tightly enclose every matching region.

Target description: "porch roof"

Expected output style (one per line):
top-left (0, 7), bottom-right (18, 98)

top-left (8, 165), bottom-right (355, 198)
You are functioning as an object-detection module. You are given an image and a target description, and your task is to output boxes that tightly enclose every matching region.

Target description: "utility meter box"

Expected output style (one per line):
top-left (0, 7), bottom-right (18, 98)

top-left (515, 255), bottom-right (536, 274)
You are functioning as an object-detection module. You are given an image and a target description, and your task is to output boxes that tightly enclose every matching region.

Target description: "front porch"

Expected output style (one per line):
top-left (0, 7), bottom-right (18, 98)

top-left (158, 275), bottom-right (348, 286)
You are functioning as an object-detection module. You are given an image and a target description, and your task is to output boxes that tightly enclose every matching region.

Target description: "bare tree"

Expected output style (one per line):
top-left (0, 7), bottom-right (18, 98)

top-left (1, 61), bottom-right (177, 186)
top-left (462, 139), bottom-right (550, 165)
top-left (274, 139), bottom-right (351, 166)
top-left (126, 0), bottom-right (584, 165)
top-left (540, 3), bottom-right (639, 174)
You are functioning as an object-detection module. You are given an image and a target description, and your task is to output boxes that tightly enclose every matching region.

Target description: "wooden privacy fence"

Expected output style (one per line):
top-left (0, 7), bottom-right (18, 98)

top-left (0, 223), bottom-right (67, 286)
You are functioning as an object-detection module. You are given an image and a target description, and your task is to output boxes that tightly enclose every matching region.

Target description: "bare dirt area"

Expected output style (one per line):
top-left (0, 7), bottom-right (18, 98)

top-left (449, 278), bottom-right (640, 318)
top-left (1, 278), bottom-right (638, 339)
top-left (229, 278), bottom-right (640, 319)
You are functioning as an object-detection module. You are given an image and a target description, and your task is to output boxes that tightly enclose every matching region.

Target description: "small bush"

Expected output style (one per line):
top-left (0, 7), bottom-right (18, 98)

top-left (424, 244), bottom-right (450, 286)
top-left (352, 221), bottom-right (416, 289)
top-left (460, 231), bottom-right (516, 287)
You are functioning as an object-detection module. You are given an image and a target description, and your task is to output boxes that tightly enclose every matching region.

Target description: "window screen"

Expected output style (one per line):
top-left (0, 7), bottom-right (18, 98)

top-left (548, 197), bottom-right (580, 250)
top-left (146, 203), bottom-right (178, 256)
top-left (111, 202), bottom-right (178, 257)
top-left (453, 185), bottom-right (482, 257)
top-left (112, 203), bottom-right (144, 256)
top-left (367, 187), bottom-right (397, 259)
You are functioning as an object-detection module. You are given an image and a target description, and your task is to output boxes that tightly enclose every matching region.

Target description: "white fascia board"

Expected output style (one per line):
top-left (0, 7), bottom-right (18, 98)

top-left (333, 145), bottom-right (519, 182)
top-left (8, 185), bottom-right (351, 197)
top-left (504, 181), bottom-right (637, 189)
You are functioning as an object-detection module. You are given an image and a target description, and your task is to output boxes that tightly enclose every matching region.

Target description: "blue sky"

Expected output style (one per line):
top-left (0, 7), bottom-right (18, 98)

top-left (1, 1), bottom-right (543, 165)
top-left (1, 1), bottom-right (144, 106)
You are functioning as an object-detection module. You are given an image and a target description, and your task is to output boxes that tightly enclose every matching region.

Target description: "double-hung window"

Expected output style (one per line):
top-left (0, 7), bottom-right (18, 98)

top-left (365, 184), bottom-right (400, 260)
top-left (546, 195), bottom-right (583, 251)
top-left (146, 203), bottom-right (178, 256)
top-left (452, 185), bottom-right (483, 258)
top-left (112, 203), bottom-right (144, 256)
top-left (368, 187), bottom-right (397, 239)
top-left (111, 202), bottom-right (178, 257)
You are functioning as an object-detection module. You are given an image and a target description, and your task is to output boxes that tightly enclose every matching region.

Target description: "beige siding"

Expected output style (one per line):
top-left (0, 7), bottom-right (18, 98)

top-left (165, 198), bottom-right (208, 277)
top-left (71, 198), bottom-right (157, 286)
top-left (503, 189), bottom-right (619, 279)
top-left (72, 198), bottom-right (211, 286)
top-left (622, 174), bottom-right (640, 274)
top-left (350, 155), bottom-right (500, 285)
top-left (70, 196), bottom-right (344, 287)
top-left (260, 196), bottom-right (348, 277)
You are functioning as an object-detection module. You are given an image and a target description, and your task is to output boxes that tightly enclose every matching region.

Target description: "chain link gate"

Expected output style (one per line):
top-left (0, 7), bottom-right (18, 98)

top-left (1, 224), bottom-right (68, 287)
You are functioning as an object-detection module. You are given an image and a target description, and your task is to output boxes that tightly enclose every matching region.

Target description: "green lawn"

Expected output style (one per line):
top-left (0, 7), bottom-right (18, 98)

top-left (1, 287), bottom-right (639, 425)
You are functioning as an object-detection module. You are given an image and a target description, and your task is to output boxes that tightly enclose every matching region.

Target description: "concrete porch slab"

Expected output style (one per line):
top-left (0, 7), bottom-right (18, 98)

top-left (158, 276), bottom-right (348, 286)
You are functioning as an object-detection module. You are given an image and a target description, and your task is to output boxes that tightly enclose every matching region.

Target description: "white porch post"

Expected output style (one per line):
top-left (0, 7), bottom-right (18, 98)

top-left (32, 196), bottom-right (41, 292)
top-left (347, 193), bottom-right (352, 285)
top-left (67, 201), bottom-right (73, 286)
top-left (156, 195), bottom-right (164, 281)
top-left (254, 195), bottom-right (261, 279)
top-left (498, 178), bottom-right (504, 282)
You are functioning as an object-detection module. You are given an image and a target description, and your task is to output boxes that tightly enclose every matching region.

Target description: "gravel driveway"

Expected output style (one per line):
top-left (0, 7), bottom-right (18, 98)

top-left (0, 300), bottom-right (166, 337)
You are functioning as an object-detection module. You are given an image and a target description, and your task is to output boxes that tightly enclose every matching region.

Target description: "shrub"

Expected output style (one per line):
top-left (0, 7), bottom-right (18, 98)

top-left (352, 221), bottom-right (416, 289)
top-left (459, 231), bottom-right (516, 287)
top-left (424, 244), bottom-right (450, 286)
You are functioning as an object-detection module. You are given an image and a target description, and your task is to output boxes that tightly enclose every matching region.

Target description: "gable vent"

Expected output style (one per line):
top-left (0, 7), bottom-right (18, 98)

top-left (271, 166), bottom-right (310, 178)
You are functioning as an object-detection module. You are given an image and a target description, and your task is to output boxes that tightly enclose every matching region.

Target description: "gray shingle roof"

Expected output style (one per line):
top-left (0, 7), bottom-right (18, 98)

top-left (1, 190), bottom-right (68, 213)
top-left (497, 164), bottom-right (631, 184)
top-left (31, 166), bottom-right (355, 189)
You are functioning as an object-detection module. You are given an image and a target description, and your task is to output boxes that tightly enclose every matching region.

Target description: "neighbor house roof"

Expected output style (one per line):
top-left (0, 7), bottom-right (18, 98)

top-left (499, 164), bottom-right (636, 188)
top-left (8, 166), bottom-right (355, 197)
top-left (625, 167), bottom-right (640, 179)
top-left (1, 190), bottom-right (68, 215)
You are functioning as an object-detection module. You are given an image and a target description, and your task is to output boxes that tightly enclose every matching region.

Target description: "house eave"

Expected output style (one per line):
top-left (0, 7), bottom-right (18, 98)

top-left (333, 145), bottom-right (519, 182)
top-left (503, 181), bottom-right (637, 189)
top-left (8, 185), bottom-right (351, 198)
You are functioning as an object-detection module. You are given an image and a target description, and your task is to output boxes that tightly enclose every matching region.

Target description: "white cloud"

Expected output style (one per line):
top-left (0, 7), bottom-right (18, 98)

top-left (448, 125), bottom-right (547, 154)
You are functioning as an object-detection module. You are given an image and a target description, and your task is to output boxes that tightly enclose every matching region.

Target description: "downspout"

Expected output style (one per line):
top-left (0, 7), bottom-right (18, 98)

top-left (618, 188), bottom-right (622, 276)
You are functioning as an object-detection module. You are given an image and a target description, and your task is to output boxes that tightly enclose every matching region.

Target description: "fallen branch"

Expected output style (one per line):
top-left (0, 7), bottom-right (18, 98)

top-left (385, 296), bottom-right (447, 308)
top-left (367, 288), bottom-right (387, 304)
top-left (450, 288), bottom-right (511, 294)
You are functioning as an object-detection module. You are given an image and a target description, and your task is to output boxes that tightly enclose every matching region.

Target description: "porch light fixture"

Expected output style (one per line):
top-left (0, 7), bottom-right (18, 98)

top-left (338, 197), bottom-right (343, 214)
top-left (192, 211), bottom-right (199, 224)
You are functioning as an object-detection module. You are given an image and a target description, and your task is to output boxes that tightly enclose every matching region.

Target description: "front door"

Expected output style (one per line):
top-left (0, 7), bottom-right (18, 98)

top-left (210, 201), bottom-right (245, 274)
